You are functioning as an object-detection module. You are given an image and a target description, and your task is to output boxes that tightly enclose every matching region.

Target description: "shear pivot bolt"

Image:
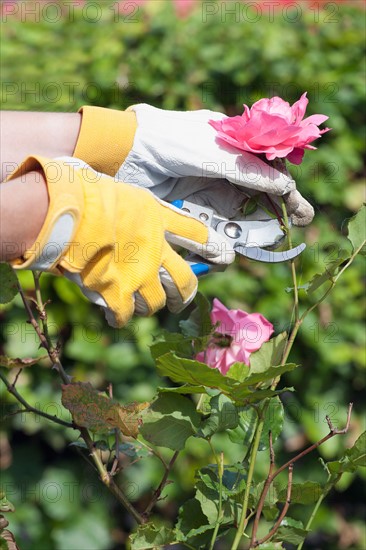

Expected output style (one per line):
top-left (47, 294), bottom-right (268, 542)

top-left (224, 222), bottom-right (242, 239)
top-left (199, 213), bottom-right (209, 221)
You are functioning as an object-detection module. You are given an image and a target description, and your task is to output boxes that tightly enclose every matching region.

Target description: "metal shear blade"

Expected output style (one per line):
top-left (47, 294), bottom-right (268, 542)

top-left (171, 199), bottom-right (306, 265)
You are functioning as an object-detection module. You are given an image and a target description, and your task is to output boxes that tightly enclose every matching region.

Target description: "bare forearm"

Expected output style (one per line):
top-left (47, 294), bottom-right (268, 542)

top-left (0, 111), bottom-right (81, 182)
top-left (0, 171), bottom-right (48, 261)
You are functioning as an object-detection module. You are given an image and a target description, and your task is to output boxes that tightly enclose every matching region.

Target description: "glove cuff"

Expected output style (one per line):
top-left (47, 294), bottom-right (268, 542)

top-left (8, 156), bottom-right (83, 271)
top-left (74, 106), bottom-right (137, 176)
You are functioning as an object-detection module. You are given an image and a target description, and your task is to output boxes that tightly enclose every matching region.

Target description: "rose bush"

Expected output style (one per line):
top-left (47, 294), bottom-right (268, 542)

top-left (196, 298), bottom-right (274, 375)
top-left (209, 92), bottom-right (330, 164)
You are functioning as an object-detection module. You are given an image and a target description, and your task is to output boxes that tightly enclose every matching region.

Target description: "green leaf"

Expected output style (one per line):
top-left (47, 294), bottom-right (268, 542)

top-left (225, 362), bottom-right (250, 383)
top-left (258, 397), bottom-right (284, 451)
top-left (344, 430), bottom-right (366, 466)
top-left (156, 353), bottom-right (236, 392)
top-left (239, 364), bottom-right (298, 388)
top-left (0, 263), bottom-right (18, 304)
top-left (139, 392), bottom-right (200, 451)
top-left (306, 254), bottom-right (349, 294)
top-left (179, 292), bottom-right (212, 337)
top-left (278, 481), bottom-right (323, 505)
top-left (230, 387), bottom-right (293, 404)
top-left (61, 382), bottom-right (146, 437)
top-left (249, 333), bottom-right (287, 374)
top-left (272, 518), bottom-right (308, 546)
top-left (157, 353), bottom-right (297, 405)
top-left (227, 406), bottom-right (257, 447)
top-left (200, 394), bottom-right (240, 437)
top-left (176, 498), bottom-right (215, 546)
top-left (150, 331), bottom-right (194, 360)
top-left (129, 524), bottom-right (176, 549)
top-left (327, 430), bottom-right (366, 475)
top-left (195, 465), bottom-right (250, 525)
top-left (158, 385), bottom-right (207, 394)
top-left (347, 204), bottom-right (366, 254)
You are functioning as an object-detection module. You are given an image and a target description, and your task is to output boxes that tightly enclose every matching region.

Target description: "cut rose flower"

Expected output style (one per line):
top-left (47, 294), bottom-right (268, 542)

top-left (209, 92), bottom-right (330, 165)
top-left (196, 298), bottom-right (274, 375)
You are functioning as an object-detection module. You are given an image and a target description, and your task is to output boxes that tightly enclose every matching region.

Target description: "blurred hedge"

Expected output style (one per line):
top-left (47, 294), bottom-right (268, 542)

top-left (1, 1), bottom-right (365, 549)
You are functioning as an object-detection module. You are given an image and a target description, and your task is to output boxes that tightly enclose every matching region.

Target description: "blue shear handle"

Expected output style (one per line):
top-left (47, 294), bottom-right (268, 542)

top-left (171, 199), bottom-right (184, 209)
top-left (190, 263), bottom-right (210, 276)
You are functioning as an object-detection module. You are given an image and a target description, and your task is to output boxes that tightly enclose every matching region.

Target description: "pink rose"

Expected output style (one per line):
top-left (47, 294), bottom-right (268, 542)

top-left (209, 92), bottom-right (330, 165)
top-left (196, 299), bottom-right (274, 376)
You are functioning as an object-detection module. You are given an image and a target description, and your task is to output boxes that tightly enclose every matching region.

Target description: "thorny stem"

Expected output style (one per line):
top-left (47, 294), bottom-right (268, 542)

top-left (254, 464), bottom-right (294, 548)
top-left (0, 370), bottom-right (74, 428)
top-left (80, 428), bottom-right (145, 524)
top-left (209, 443), bottom-right (224, 550)
top-left (231, 212), bottom-right (361, 548)
top-left (249, 404), bottom-right (353, 548)
top-left (249, 432), bottom-right (275, 545)
top-left (15, 276), bottom-right (145, 525)
top-left (143, 451), bottom-right (179, 518)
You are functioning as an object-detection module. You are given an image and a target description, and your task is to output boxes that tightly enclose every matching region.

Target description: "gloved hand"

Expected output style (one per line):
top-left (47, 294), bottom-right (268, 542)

top-left (9, 157), bottom-right (234, 327)
top-left (74, 104), bottom-right (314, 226)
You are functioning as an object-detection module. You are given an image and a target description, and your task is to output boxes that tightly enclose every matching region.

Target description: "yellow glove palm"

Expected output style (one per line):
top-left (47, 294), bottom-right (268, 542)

top-left (10, 157), bottom-right (233, 327)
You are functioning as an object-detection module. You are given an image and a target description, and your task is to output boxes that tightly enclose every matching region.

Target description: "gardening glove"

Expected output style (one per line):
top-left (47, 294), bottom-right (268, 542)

top-left (74, 104), bottom-right (314, 226)
top-left (8, 156), bottom-right (234, 328)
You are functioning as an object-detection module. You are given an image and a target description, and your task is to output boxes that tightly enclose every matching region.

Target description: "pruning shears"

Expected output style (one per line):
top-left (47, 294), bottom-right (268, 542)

top-left (171, 199), bottom-right (306, 276)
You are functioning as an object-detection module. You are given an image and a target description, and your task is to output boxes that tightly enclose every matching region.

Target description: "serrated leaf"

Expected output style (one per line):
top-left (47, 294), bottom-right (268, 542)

top-left (249, 333), bottom-right (287, 374)
top-left (156, 353), bottom-right (236, 392)
top-left (258, 397), bottom-right (284, 451)
top-left (157, 353), bottom-right (297, 404)
top-left (176, 498), bottom-right (214, 545)
top-left (0, 263), bottom-right (18, 304)
top-left (139, 392), bottom-right (200, 451)
top-left (272, 518), bottom-right (308, 545)
top-left (278, 481), bottom-right (323, 505)
top-left (129, 524), bottom-right (175, 549)
top-left (225, 362), bottom-right (250, 382)
top-left (238, 363), bottom-right (298, 388)
top-left (0, 355), bottom-right (47, 369)
top-left (195, 465), bottom-right (250, 525)
top-left (179, 292), bottom-right (213, 337)
top-left (118, 442), bottom-right (150, 459)
top-left (158, 385), bottom-right (206, 394)
top-left (61, 383), bottom-right (146, 437)
top-left (230, 387), bottom-right (293, 404)
top-left (150, 331), bottom-right (194, 360)
top-left (306, 254), bottom-right (349, 294)
top-left (327, 430), bottom-right (366, 475)
top-left (200, 394), bottom-right (240, 437)
top-left (228, 406), bottom-right (257, 446)
top-left (347, 204), bottom-right (366, 254)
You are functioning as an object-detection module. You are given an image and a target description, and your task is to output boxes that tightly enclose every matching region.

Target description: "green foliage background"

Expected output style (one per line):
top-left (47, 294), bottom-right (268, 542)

top-left (1, 1), bottom-right (365, 548)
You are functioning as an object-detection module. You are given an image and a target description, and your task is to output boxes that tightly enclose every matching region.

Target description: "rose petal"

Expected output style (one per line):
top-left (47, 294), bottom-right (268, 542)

top-left (291, 92), bottom-right (308, 124)
top-left (286, 147), bottom-right (305, 164)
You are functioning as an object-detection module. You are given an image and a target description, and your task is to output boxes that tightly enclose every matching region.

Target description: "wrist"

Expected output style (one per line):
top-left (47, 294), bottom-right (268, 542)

top-left (0, 170), bottom-right (49, 261)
